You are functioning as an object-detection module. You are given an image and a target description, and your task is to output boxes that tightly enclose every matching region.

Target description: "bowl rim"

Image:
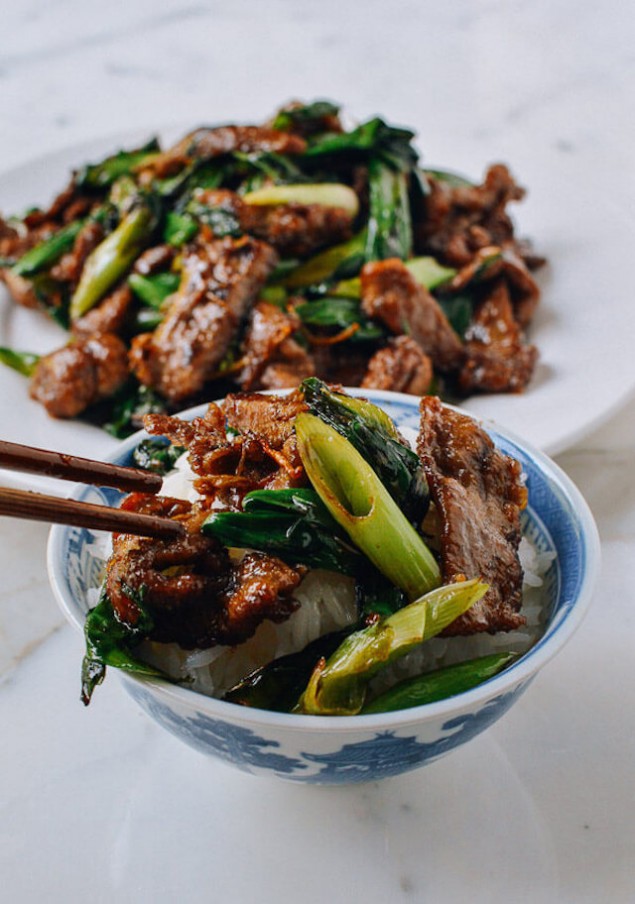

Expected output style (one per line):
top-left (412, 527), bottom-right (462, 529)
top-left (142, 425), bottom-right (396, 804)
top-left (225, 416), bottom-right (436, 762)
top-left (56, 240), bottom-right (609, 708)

top-left (47, 389), bottom-right (601, 733)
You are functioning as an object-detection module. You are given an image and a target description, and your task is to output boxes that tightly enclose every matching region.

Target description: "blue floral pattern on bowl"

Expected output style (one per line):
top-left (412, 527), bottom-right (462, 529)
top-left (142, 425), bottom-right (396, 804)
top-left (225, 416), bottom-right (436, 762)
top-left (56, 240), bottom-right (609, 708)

top-left (48, 391), bottom-right (600, 784)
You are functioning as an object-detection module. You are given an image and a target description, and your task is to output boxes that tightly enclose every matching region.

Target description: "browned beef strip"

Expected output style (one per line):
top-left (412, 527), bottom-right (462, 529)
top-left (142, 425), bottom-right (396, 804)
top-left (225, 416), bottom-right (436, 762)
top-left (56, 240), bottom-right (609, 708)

top-left (458, 279), bottom-right (538, 394)
top-left (0, 216), bottom-right (18, 241)
top-left (0, 217), bottom-right (22, 263)
top-left (129, 236), bottom-right (277, 402)
top-left (238, 301), bottom-right (314, 391)
top-left (106, 493), bottom-right (302, 648)
top-left (222, 389), bottom-right (306, 453)
top-left (0, 268), bottom-right (42, 308)
top-left (145, 400), bottom-right (306, 505)
top-left (513, 238), bottom-right (547, 272)
top-left (141, 126), bottom-right (306, 180)
top-left (361, 335), bottom-right (433, 395)
top-left (22, 178), bottom-right (79, 229)
top-left (193, 189), bottom-right (353, 258)
top-left (193, 433), bottom-right (306, 505)
top-left (311, 344), bottom-right (371, 388)
top-left (185, 125), bottom-right (307, 159)
top-left (501, 246), bottom-right (541, 327)
top-left (144, 403), bottom-right (230, 478)
top-left (50, 220), bottom-right (105, 286)
top-left (417, 395), bottom-right (527, 635)
top-left (417, 164), bottom-right (526, 268)
top-left (133, 244), bottom-right (175, 276)
top-left (446, 245), bottom-right (506, 293)
top-left (257, 337), bottom-right (315, 390)
top-left (29, 333), bottom-right (129, 418)
top-left (72, 283), bottom-right (133, 337)
top-left (219, 552), bottom-right (303, 643)
top-left (445, 243), bottom-right (541, 329)
top-left (243, 202), bottom-right (353, 258)
top-left (361, 259), bottom-right (464, 371)
top-left (221, 389), bottom-right (308, 489)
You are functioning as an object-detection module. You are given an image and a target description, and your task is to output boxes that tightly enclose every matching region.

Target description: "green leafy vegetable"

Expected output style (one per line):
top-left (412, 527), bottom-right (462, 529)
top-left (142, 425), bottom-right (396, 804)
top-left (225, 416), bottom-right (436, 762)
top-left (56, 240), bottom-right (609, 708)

top-left (32, 274), bottom-right (71, 328)
top-left (154, 159), bottom-right (227, 200)
top-left (438, 294), bottom-right (473, 338)
top-left (295, 297), bottom-right (384, 342)
top-left (305, 117), bottom-right (418, 172)
top-left (269, 258), bottom-right (301, 281)
top-left (296, 579), bottom-right (488, 715)
top-left (128, 271), bottom-right (180, 309)
top-left (81, 586), bottom-right (164, 705)
top-left (76, 139), bottom-right (160, 189)
top-left (223, 627), bottom-right (353, 712)
top-left (102, 379), bottom-right (167, 438)
top-left (234, 150), bottom-right (306, 191)
top-left (272, 100), bottom-right (340, 133)
top-left (356, 568), bottom-right (407, 618)
top-left (362, 652), bottom-right (518, 714)
top-left (203, 487), bottom-right (361, 575)
top-left (163, 211), bottom-right (198, 246)
top-left (132, 438), bottom-right (186, 474)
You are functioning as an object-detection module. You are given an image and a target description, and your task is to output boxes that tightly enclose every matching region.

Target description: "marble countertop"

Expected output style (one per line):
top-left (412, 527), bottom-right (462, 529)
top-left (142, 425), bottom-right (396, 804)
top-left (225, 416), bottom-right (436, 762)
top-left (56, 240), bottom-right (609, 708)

top-left (1, 1), bottom-right (634, 901)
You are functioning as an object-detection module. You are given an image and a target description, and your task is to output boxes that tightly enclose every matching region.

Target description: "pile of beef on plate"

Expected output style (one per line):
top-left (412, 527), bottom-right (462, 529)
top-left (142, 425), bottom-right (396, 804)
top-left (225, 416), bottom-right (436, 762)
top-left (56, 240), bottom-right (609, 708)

top-left (0, 100), bottom-right (544, 435)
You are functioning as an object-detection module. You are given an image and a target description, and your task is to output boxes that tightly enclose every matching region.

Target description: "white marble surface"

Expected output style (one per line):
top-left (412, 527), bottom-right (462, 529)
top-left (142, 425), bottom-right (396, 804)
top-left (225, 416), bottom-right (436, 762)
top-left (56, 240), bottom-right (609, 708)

top-left (1, 1), bottom-right (634, 901)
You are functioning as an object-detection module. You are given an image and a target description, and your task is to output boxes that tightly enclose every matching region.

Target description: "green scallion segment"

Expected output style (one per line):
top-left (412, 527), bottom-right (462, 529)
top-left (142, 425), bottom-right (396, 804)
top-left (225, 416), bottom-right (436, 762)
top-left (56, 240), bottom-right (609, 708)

top-left (362, 652), bottom-right (518, 714)
top-left (365, 158), bottom-right (412, 262)
top-left (70, 204), bottom-right (155, 320)
top-left (0, 347), bottom-right (40, 377)
top-left (244, 183), bottom-right (359, 217)
top-left (296, 579), bottom-right (489, 715)
top-left (278, 230), bottom-right (367, 288)
top-left (11, 219), bottom-right (85, 277)
top-left (301, 377), bottom-right (428, 522)
top-left (295, 413), bottom-right (440, 599)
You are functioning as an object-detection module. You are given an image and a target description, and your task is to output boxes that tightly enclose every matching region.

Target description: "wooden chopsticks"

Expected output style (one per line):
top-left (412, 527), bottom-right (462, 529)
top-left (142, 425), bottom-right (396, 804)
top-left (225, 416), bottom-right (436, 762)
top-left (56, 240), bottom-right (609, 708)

top-left (0, 439), bottom-right (185, 539)
top-left (0, 487), bottom-right (185, 538)
top-left (0, 439), bottom-right (163, 493)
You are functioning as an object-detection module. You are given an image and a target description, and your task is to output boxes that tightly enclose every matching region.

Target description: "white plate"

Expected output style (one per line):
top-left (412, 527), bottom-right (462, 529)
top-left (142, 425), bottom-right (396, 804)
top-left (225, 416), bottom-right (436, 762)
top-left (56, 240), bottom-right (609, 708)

top-left (1, 130), bottom-right (634, 491)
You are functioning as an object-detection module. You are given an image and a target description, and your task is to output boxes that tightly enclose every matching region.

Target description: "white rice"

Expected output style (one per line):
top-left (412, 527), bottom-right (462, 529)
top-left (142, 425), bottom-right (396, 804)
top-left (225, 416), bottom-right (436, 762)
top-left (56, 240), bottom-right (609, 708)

top-left (134, 455), bottom-right (556, 700)
top-left (139, 569), bottom-right (358, 696)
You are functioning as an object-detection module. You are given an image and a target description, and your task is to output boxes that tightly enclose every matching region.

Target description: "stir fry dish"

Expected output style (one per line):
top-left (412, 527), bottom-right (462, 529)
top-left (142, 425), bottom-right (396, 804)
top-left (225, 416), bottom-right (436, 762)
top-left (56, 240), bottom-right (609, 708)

top-left (0, 100), bottom-right (544, 437)
top-left (80, 380), bottom-right (539, 716)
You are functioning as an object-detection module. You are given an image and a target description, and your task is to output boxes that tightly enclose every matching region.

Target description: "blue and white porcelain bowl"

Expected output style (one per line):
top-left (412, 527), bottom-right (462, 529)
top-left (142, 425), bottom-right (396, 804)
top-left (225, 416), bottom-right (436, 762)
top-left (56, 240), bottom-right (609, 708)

top-left (47, 390), bottom-right (600, 784)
